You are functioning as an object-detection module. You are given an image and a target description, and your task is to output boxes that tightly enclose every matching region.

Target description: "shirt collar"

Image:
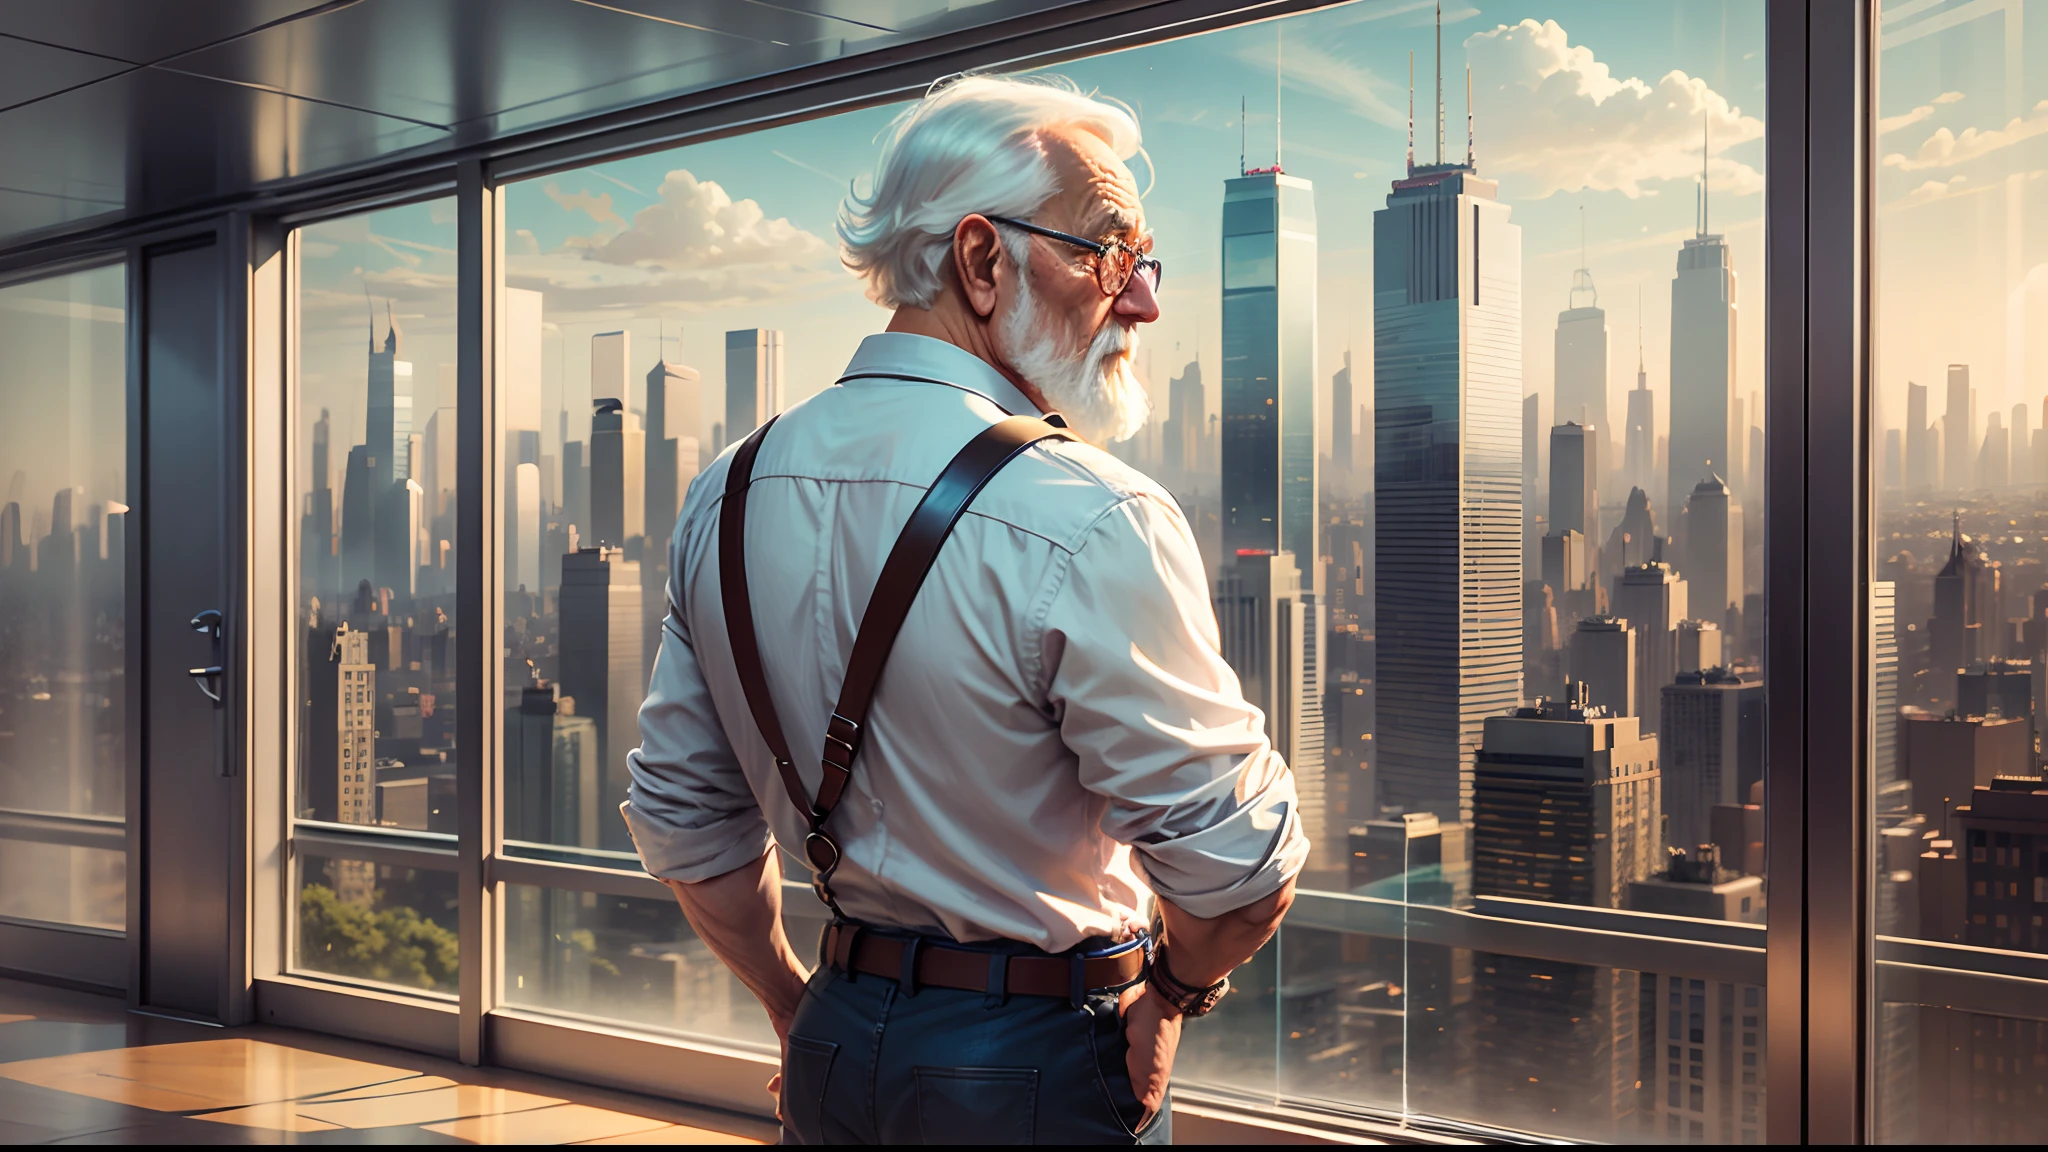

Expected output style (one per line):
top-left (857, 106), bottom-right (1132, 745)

top-left (838, 332), bottom-right (1039, 417)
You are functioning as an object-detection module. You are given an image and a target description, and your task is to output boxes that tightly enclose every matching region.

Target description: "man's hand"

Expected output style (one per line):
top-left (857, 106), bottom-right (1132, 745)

top-left (661, 851), bottom-right (811, 1109)
top-left (1118, 982), bottom-right (1181, 1129)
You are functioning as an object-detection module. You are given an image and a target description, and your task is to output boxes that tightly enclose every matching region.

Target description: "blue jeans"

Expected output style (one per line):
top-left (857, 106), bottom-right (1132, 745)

top-left (779, 934), bottom-right (1171, 1145)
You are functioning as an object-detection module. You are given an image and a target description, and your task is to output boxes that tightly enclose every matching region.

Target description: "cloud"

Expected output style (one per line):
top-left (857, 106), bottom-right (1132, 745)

top-left (1936, 91), bottom-right (1965, 105)
top-left (510, 168), bottom-right (839, 319)
top-left (544, 182), bottom-right (625, 227)
top-left (1880, 93), bottom-right (1967, 137)
top-left (1464, 19), bottom-right (1763, 200)
top-left (1884, 100), bottom-right (2048, 171)
top-left (1906, 175), bottom-right (1968, 204)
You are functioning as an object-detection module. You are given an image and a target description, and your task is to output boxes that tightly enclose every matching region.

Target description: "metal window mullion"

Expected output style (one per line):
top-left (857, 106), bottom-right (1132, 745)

top-left (1766, 0), bottom-right (1871, 1143)
top-left (455, 159), bottom-right (503, 1067)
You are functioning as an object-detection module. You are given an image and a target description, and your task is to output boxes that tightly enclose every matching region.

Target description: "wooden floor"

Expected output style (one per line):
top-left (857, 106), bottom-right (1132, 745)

top-left (0, 977), bottom-right (777, 1145)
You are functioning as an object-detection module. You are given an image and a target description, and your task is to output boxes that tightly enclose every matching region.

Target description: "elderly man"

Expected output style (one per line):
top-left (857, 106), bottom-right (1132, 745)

top-left (625, 74), bottom-right (1306, 1145)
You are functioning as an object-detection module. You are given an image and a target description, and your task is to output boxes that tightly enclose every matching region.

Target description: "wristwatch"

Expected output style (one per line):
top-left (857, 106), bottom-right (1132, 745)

top-left (1145, 942), bottom-right (1230, 1017)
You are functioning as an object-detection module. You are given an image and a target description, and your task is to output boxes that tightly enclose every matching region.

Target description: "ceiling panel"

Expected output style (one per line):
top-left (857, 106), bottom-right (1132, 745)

top-left (0, 35), bottom-right (132, 112)
top-left (0, 66), bottom-right (445, 213)
top-left (0, 0), bottom-right (1090, 250)
top-left (0, 0), bottom-right (335, 65)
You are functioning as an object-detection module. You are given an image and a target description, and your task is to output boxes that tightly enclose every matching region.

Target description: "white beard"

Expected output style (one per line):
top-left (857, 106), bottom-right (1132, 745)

top-left (999, 269), bottom-right (1149, 444)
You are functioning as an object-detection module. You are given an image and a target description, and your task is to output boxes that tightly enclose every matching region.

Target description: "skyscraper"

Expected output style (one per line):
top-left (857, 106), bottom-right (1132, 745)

top-left (1980, 411), bottom-right (2009, 488)
top-left (725, 328), bottom-right (785, 442)
top-left (1667, 140), bottom-right (1738, 525)
top-left (1906, 381), bottom-right (1930, 490)
top-left (1570, 615), bottom-right (1635, 719)
top-left (589, 398), bottom-right (644, 550)
top-left (1683, 474), bottom-right (1740, 629)
top-left (1330, 351), bottom-right (1352, 478)
top-left (1945, 364), bottom-right (1972, 490)
top-left (1555, 242), bottom-right (1609, 456)
top-left (366, 304), bottom-right (413, 487)
top-left (1623, 358), bottom-right (1656, 502)
top-left (643, 353), bottom-right (702, 682)
top-left (1613, 563), bottom-right (1688, 732)
top-left (332, 626), bottom-right (376, 827)
top-left (1221, 167), bottom-right (1318, 570)
top-left (558, 547), bottom-right (642, 852)
top-left (1929, 514), bottom-right (1989, 679)
top-left (1549, 422), bottom-right (1600, 587)
top-left (1659, 668), bottom-right (1762, 852)
top-left (1874, 580), bottom-right (1901, 810)
top-left (1373, 70), bottom-right (1522, 825)
top-left (1163, 358), bottom-right (1204, 481)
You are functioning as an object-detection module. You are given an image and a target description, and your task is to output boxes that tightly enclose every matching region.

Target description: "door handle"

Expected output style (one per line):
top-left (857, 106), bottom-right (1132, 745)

top-left (188, 609), bottom-right (225, 709)
top-left (187, 665), bottom-right (224, 704)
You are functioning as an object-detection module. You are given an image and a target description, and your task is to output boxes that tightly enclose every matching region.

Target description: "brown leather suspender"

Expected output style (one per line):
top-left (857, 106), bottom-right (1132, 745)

top-left (717, 413), bottom-right (1077, 915)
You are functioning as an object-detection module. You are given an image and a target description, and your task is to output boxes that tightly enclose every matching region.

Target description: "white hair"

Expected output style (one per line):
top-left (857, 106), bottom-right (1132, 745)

top-left (838, 74), bottom-right (1143, 310)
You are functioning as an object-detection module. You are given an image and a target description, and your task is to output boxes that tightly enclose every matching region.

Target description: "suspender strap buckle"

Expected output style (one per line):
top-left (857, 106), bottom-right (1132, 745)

top-left (822, 713), bottom-right (861, 770)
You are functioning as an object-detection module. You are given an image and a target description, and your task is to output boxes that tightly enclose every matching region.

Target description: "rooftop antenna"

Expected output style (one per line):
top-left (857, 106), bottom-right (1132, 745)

top-left (1637, 284), bottom-right (1645, 375)
top-left (1701, 113), bottom-right (1711, 236)
top-left (1239, 95), bottom-right (1246, 177)
top-left (1406, 51), bottom-right (1415, 176)
top-left (363, 284), bottom-right (374, 351)
top-left (1275, 24), bottom-right (1284, 172)
top-left (1465, 64), bottom-right (1474, 168)
top-left (1434, 0), bottom-right (1444, 166)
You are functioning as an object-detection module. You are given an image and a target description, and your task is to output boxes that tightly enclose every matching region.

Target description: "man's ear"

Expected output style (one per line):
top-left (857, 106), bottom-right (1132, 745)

top-left (952, 214), bottom-right (1003, 319)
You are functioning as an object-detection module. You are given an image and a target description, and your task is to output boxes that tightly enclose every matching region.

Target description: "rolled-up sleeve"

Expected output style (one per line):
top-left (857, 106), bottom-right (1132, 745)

top-left (622, 551), bottom-right (774, 884)
top-left (1039, 493), bottom-right (1309, 917)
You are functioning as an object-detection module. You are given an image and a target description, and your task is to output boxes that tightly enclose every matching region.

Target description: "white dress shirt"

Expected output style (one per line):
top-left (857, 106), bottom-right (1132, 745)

top-left (624, 332), bottom-right (1307, 952)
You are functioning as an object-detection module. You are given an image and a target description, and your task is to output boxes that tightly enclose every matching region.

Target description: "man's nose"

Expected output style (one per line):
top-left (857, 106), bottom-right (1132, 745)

top-left (1112, 268), bottom-right (1161, 324)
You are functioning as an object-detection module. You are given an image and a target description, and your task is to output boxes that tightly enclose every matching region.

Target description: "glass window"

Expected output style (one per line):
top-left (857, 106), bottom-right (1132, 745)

top-left (290, 199), bottom-right (461, 990)
top-left (498, 1), bottom-right (1767, 1140)
top-left (295, 849), bottom-right (459, 995)
top-left (1872, 4), bottom-right (2048, 1143)
top-left (0, 263), bottom-right (128, 932)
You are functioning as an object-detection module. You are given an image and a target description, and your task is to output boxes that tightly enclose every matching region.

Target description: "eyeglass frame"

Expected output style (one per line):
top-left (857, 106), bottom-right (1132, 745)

top-left (983, 215), bottom-right (1163, 297)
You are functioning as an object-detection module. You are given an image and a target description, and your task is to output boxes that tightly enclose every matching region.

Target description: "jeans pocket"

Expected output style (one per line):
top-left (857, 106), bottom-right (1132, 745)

top-left (1088, 998), bottom-right (1151, 1136)
top-left (913, 1066), bottom-right (1038, 1144)
top-left (780, 1035), bottom-right (838, 1144)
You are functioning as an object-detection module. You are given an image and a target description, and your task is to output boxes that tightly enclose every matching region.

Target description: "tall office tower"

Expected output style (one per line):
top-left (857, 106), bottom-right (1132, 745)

top-left (1873, 581), bottom-right (1901, 810)
top-left (422, 407), bottom-right (457, 526)
top-left (643, 354), bottom-right (702, 682)
top-left (644, 355), bottom-right (702, 544)
top-left (558, 547), bottom-right (642, 851)
top-left (1571, 616), bottom-right (1635, 719)
top-left (366, 305), bottom-right (414, 486)
top-left (590, 329), bottom-right (630, 412)
top-left (1163, 359), bottom-right (1204, 480)
top-left (1659, 668), bottom-right (1763, 852)
top-left (1373, 79), bottom-right (1522, 826)
top-left (511, 463), bottom-right (540, 593)
top-left (1623, 349), bottom-right (1655, 501)
top-left (1634, 950), bottom-right (1767, 1142)
top-left (1945, 364), bottom-right (1972, 489)
top-left (1683, 475), bottom-right (1741, 629)
top-left (725, 329), bottom-right (785, 442)
top-left (1929, 515), bottom-right (1988, 681)
top-left (1213, 552), bottom-right (1329, 870)
top-left (1549, 423), bottom-right (1600, 586)
top-left (339, 444), bottom-right (376, 594)
top-left (1668, 146), bottom-right (1737, 525)
top-left (1330, 351), bottom-right (1353, 479)
top-left (1613, 563), bottom-right (1688, 732)
top-left (1472, 689), bottom-right (1659, 1137)
top-left (1901, 710), bottom-right (2030, 826)
top-left (1955, 779), bottom-right (2048, 951)
top-left (374, 476), bottom-right (423, 598)
top-left (1905, 381), bottom-right (1930, 489)
top-left (303, 408), bottom-right (336, 595)
top-left (1473, 689), bottom-right (1662, 907)
top-left (1675, 619), bottom-right (1722, 674)
top-left (1222, 166), bottom-right (1319, 571)
top-left (588, 398), bottom-right (644, 550)
top-left (1523, 392), bottom-right (1541, 523)
top-left (504, 682), bottom-right (601, 849)
top-left (2013, 402), bottom-right (2033, 486)
top-left (1883, 428), bottom-right (1903, 489)
top-left (1555, 250), bottom-right (1610, 455)
top-left (1981, 412), bottom-right (2010, 488)
top-left (333, 626), bottom-right (376, 827)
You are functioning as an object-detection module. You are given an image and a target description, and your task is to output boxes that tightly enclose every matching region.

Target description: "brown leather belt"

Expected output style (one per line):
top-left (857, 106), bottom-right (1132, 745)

top-left (823, 924), bottom-right (1146, 1001)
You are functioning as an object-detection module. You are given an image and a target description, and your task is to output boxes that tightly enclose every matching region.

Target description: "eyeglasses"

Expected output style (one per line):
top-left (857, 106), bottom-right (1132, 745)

top-left (985, 215), bottom-right (1163, 298)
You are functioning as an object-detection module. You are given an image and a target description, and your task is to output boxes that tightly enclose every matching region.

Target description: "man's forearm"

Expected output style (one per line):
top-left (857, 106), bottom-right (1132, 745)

top-left (1155, 879), bottom-right (1296, 989)
top-left (663, 850), bottom-right (811, 1029)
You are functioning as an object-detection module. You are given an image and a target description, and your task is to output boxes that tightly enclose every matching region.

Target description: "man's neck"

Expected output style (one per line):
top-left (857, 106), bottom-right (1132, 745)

top-left (885, 302), bottom-right (1051, 415)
